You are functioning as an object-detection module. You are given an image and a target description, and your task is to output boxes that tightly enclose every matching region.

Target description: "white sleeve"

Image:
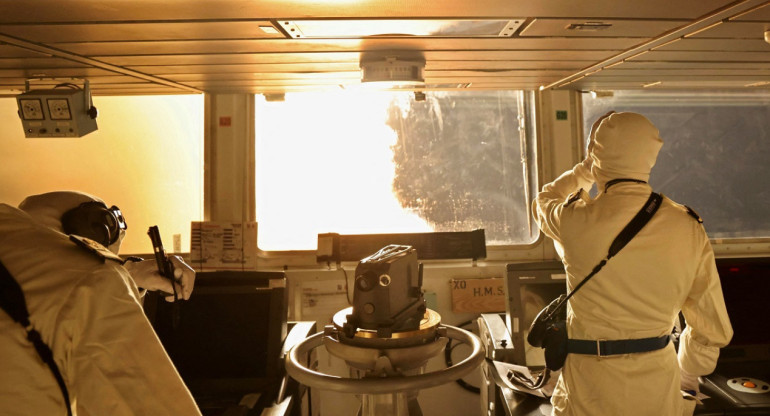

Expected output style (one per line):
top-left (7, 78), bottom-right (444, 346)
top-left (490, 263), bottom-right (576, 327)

top-left (533, 159), bottom-right (594, 242)
top-left (677, 233), bottom-right (733, 376)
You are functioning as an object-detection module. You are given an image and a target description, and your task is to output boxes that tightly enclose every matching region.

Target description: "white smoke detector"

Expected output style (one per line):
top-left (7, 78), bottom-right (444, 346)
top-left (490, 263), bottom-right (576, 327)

top-left (360, 57), bottom-right (425, 86)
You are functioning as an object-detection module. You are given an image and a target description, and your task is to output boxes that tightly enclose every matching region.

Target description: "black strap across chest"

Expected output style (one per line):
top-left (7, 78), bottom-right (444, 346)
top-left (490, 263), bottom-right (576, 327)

top-left (543, 191), bottom-right (663, 322)
top-left (0, 259), bottom-right (73, 416)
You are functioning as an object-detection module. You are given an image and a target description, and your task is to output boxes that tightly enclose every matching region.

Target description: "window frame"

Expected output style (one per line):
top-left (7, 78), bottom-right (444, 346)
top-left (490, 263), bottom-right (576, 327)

top-left (580, 89), bottom-right (770, 244)
top-left (251, 89), bottom-right (544, 258)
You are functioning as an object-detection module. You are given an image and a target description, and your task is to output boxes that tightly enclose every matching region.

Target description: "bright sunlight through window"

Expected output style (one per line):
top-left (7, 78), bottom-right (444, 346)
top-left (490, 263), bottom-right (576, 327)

top-left (0, 95), bottom-right (204, 255)
top-left (256, 90), bottom-right (536, 251)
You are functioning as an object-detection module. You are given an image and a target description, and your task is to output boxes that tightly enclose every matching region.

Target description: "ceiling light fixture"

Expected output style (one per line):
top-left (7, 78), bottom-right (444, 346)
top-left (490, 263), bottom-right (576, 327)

top-left (278, 19), bottom-right (525, 39)
top-left (360, 57), bottom-right (425, 86)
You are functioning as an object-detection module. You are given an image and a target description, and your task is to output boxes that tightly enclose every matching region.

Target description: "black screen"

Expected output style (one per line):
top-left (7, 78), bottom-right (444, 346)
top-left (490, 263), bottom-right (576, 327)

top-left (148, 271), bottom-right (287, 399)
top-left (716, 258), bottom-right (770, 347)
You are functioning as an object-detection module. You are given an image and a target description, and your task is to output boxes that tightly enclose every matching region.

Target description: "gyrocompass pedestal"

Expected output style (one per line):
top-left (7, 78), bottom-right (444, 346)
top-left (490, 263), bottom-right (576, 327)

top-left (286, 307), bottom-right (484, 416)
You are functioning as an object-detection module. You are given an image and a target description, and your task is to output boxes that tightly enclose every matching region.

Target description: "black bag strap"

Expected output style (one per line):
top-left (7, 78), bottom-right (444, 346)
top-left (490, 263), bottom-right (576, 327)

top-left (0, 259), bottom-right (73, 416)
top-left (543, 192), bottom-right (663, 321)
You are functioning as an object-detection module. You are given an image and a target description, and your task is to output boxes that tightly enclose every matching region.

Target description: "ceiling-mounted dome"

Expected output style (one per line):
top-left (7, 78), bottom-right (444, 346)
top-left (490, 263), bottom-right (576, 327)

top-left (360, 57), bottom-right (425, 86)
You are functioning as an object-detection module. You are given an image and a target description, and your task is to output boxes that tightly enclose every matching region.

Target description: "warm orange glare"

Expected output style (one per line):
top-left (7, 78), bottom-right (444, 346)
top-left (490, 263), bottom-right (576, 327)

top-left (0, 95), bottom-right (204, 254)
top-left (255, 91), bottom-right (431, 251)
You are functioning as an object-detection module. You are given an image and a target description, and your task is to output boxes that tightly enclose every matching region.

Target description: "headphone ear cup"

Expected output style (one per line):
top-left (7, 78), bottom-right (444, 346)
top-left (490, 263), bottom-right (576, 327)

top-left (90, 222), bottom-right (112, 247)
top-left (62, 202), bottom-right (114, 247)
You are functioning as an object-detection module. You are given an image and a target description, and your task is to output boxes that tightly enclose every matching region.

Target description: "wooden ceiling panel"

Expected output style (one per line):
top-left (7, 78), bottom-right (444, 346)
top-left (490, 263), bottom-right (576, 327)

top-left (90, 83), bottom-right (184, 90)
top-left (731, 3), bottom-right (770, 20)
top-left (0, 21), bottom-right (284, 43)
top-left (101, 53), bottom-right (365, 66)
top-left (0, 43), bottom-right (55, 58)
top-left (0, 0), bottom-right (767, 94)
top-left (89, 87), bottom-right (194, 95)
top-left (164, 68), bottom-right (572, 82)
top-left (132, 60), bottom-right (589, 78)
top-left (427, 61), bottom-right (585, 70)
top-left (637, 50), bottom-right (770, 62)
top-left (687, 21), bottom-right (770, 38)
top-left (0, 67), bottom-right (119, 78)
top-left (588, 74), bottom-right (768, 83)
top-left (55, 37), bottom-right (641, 57)
top-left (133, 63), bottom-right (359, 75)
top-left (520, 18), bottom-right (686, 38)
top-left (601, 68), bottom-right (770, 76)
top-left (653, 38), bottom-right (770, 51)
top-left (0, 57), bottom-right (92, 69)
top-left (0, 0), bottom-right (734, 23)
top-left (183, 73), bottom-right (565, 86)
top-left (202, 83), bottom-right (559, 95)
top-left (168, 72), bottom-right (359, 82)
top-left (619, 61), bottom-right (770, 69)
top-left (100, 50), bottom-right (612, 67)
top-left (0, 75), bottom-right (152, 87)
top-left (571, 79), bottom-right (770, 90)
top-left (0, 80), bottom-right (175, 95)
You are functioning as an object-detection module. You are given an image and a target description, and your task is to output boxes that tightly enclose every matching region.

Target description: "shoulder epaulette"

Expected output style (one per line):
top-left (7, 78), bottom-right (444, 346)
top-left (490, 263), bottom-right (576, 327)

top-left (685, 206), bottom-right (703, 224)
top-left (69, 235), bottom-right (125, 264)
top-left (564, 189), bottom-right (585, 206)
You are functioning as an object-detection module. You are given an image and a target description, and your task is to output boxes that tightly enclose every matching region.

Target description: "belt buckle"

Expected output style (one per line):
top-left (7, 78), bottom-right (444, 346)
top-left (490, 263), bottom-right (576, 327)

top-left (596, 339), bottom-right (606, 358)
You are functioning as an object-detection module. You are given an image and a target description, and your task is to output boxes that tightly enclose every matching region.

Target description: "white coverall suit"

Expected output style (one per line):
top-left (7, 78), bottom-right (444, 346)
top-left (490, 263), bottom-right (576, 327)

top-left (0, 203), bottom-right (202, 416)
top-left (533, 112), bottom-right (733, 416)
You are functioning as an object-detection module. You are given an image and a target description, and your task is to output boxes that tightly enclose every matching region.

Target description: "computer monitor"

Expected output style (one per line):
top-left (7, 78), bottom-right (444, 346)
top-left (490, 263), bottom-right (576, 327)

top-left (505, 261), bottom-right (567, 368)
top-left (714, 257), bottom-right (770, 363)
top-left (146, 271), bottom-right (288, 404)
top-left (696, 258), bottom-right (770, 412)
top-left (505, 258), bottom-right (770, 367)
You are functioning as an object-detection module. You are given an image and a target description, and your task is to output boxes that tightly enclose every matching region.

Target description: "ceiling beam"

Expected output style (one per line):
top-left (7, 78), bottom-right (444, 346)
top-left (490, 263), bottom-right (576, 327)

top-left (0, 32), bottom-right (202, 93)
top-left (542, 0), bottom-right (770, 90)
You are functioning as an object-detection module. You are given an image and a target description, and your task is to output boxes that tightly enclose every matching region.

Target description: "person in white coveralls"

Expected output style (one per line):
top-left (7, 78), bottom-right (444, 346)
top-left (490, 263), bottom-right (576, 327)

top-left (0, 191), bottom-right (201, 416)
top-left (532, 112), bottom-right (733, 416)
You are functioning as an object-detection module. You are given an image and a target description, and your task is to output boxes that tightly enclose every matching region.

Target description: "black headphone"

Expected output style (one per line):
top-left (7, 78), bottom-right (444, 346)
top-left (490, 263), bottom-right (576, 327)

top-left (61, 201), bottom-right (127, 247)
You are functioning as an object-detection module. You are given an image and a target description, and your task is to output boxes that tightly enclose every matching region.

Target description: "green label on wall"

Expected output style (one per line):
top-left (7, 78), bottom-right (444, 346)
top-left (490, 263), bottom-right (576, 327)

top-left (556, 110), bottom-right (568, 120)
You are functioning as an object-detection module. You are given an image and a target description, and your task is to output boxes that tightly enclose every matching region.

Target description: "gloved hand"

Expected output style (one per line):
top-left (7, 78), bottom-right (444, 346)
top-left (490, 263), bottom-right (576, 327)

top-left (680, 367), bottom-right (700, 396)
top-left (124, 255), bottom-right (196, 301)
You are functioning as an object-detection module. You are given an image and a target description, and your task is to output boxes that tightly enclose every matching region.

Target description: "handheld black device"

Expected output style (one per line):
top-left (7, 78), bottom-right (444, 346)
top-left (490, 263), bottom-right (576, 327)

top-left (148, 226), bottom-right (180, 326)
top-left (148, 225), bottom-right (176, 287)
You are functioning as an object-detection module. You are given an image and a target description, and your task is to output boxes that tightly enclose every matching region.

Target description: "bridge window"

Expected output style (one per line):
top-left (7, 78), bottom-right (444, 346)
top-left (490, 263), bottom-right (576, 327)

top-left (255, 90), bottom-right (538, 251)
top-left (583, 90), bottom-right (770, 239)
top-left (0, 95), bottom-right (204, 254)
